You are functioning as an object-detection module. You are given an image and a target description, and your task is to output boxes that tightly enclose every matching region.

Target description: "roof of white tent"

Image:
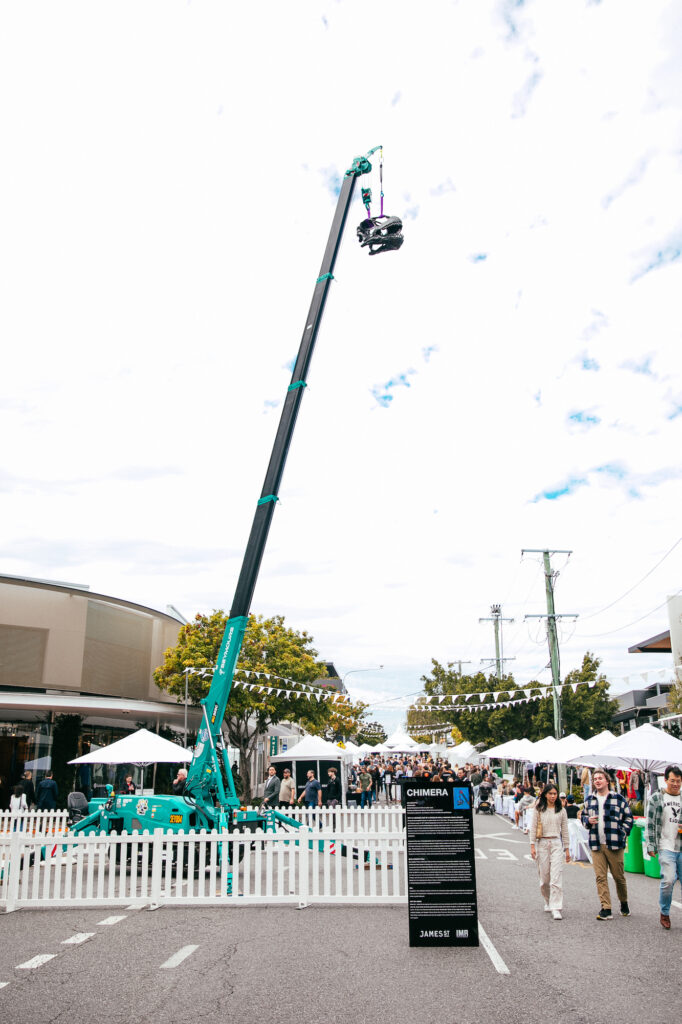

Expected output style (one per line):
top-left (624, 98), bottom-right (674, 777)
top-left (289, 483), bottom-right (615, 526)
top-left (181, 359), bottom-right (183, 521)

top-left (576, 730), bottom-right (617, 757)
top-left (270, 735), bottom-right (352, 762)
top-left (480, 738), bottom-right (530, 758)
top-left (528, 735), bottom-right (564, 762)
top-left (384, 729), bottom-right (420, 751)
top-left (342, 741), bottom-right (361, 753)
top-left (69, 728), bottom-right (192, 765)
top-left (567, 723), bottom-right (682, 774)
top-left (448, 740), bottom-right (476, 761)
top-left (549, 734), bottom-right (590, 765)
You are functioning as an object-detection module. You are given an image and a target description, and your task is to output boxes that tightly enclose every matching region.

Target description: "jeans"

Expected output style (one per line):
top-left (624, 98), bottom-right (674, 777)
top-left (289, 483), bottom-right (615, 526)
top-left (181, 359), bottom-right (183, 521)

top-left (658, 849), bottom-right (682, 915)
top-left (360, 790), bottom-right (372, 809)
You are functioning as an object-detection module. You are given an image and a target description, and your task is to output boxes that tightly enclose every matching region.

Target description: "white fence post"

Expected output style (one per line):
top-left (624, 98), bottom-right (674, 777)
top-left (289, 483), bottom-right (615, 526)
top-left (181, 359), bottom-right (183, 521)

top-left (149, 828), bottom-right (165, 910)
top-left (5, 830), bottom-right (24, 913)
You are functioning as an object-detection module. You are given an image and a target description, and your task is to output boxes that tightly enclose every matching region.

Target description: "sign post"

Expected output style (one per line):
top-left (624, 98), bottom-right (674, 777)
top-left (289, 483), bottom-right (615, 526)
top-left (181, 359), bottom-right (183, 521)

top-left (404, 778), bottom-right (479, 947)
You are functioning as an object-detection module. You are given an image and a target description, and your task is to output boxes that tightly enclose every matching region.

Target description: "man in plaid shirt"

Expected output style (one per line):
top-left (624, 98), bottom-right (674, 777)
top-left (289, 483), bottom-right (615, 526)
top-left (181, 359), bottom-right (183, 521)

top-left (580, 767), bottom-right (634, 921)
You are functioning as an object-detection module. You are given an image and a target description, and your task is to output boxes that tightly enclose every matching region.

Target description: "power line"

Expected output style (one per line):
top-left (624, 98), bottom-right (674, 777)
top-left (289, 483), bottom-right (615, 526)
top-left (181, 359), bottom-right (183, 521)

top-left (575, 588), bottom-right (682, 639)
top-left (579, 536), bottom-right (682, 621)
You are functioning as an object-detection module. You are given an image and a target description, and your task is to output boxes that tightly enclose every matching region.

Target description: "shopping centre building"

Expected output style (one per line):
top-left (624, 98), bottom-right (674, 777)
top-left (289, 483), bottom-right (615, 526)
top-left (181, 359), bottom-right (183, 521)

top-left (0, 573), bottom-right (305, 805)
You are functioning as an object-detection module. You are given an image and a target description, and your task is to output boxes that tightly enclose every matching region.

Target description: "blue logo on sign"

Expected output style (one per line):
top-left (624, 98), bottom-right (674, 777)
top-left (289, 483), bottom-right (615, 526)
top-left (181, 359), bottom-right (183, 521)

top-left (453, 787), bottom-right (470, 809)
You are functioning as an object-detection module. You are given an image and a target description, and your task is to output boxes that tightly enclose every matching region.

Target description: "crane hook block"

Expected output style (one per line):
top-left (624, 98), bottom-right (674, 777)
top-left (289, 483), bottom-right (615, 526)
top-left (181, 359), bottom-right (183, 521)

top-left (361, 187), bottom-right (372, 208)
top-left (356, 215), bottom-right (404, 255)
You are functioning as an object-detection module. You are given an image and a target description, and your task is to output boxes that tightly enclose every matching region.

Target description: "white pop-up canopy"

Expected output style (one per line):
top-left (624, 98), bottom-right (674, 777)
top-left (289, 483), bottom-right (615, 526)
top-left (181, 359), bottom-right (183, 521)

top-left (270, 734), bottom-right (352, 802)
top-left (384, 729), bottom-right (420, 752)
top-left (480, 737), bottom-right (536, 760)
top-left (270, 735), bottom-right (352, 763)
top-left (69, 728), bottom-right (192, 766)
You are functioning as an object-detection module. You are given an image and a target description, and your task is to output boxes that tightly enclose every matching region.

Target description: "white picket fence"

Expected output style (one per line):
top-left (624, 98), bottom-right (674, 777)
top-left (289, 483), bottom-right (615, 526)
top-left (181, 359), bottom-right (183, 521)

top-left (0, 806), bottom-right (404, 837)
top-left (0, 826), bottom-right (407, 912)
top-left (0, 809), bottom-right (69, 835)
top-left (269, 806), bottom-right (405, 832)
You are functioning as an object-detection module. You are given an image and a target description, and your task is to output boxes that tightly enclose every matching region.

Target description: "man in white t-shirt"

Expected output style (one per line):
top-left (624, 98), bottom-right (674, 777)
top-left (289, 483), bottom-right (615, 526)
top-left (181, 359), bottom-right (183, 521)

top-left (645, 764), bottom-right (682, 929)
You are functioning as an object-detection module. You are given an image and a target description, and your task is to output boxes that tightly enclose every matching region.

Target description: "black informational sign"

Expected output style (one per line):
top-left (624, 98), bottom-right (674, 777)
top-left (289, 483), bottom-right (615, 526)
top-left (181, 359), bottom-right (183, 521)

top-left (404, 778), bottom-right (479, 947)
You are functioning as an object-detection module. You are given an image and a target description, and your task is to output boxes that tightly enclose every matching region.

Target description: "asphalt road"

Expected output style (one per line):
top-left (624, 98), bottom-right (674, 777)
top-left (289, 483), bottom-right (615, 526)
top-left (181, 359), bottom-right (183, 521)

top-left (1, 812), bottom-right (679, 1024)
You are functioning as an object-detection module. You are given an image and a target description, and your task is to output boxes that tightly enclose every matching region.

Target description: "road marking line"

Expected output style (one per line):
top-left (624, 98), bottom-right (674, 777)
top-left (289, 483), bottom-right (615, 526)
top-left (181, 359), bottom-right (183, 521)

top-left (0, 982), bottom-right (10, 989)
top-left (488, 848), bottom-right (518, 861)
top-left (672, 900), bottom-right (682, 910)
top-left (16, 955), bottom-right (58, 970)
top-left (62, 933), bottom-right (95, 945)
top-left (478, 924), bottom-right (510, 976)
top-left (97, 915), bottom-right (127, 926)
top-left (160, 945), bottom-right (199, 969)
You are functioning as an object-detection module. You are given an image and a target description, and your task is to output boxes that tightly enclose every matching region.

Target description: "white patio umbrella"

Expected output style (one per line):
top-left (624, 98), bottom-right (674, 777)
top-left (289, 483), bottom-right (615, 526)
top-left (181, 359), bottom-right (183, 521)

top-left (70, 728), bottom-right (192, 765)
top-left (567, 723), bottom-right (682, 776)
top-left (69, 728), bottom-right (192, 790)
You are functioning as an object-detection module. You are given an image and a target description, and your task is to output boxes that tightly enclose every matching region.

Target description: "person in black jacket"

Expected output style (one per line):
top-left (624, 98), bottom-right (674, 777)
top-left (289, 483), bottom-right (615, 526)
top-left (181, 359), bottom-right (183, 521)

top-left (172, 768), bottom-right (187, 795)
top-left (325, 768), bottom-right (342, 808)
top-left (21, 770), bottom-right (36, 809)
top-left (35, 772), bottom-right (58, 810)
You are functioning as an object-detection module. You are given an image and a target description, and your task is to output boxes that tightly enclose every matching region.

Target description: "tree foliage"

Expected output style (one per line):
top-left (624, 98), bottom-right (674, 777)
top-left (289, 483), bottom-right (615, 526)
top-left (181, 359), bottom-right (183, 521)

top-left (154, 611), bottom-right (367, 799)
top-left (154, 612), bottom-right (329, 800)
top-left (530, 652), bottom-right (619, 738)
top-left (356, 719), bottom-right (387, 746)
top-left (418, 652), bottom-right (619, 749)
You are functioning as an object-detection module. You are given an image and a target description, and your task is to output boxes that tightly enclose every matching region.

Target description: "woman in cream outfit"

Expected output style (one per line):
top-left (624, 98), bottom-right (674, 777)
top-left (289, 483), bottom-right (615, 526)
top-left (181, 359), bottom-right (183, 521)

top-left (528, 783), bottom-right (570, 920)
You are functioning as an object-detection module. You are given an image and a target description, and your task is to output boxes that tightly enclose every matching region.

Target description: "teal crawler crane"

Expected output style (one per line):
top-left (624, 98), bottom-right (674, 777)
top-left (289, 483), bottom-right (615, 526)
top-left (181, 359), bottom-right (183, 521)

top-left (68, 148), bottom-right (402, 850)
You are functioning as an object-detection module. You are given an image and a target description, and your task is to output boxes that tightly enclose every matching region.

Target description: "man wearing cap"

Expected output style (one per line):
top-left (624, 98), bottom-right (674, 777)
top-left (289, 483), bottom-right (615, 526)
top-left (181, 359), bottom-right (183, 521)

top-left (644, 764), bottom-right (682, 930)
top-left (581, 767), bottom-right (633, 921)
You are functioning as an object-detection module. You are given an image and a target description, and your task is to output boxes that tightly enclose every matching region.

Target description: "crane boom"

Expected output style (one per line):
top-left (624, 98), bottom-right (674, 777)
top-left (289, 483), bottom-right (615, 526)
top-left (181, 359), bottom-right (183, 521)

top-left (185, 164), bottom-right (363, 811)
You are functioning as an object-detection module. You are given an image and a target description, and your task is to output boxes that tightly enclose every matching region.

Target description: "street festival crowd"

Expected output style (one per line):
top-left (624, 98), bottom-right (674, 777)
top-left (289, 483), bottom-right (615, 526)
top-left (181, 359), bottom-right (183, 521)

top-left (261, 754), bottom-right (682, 930)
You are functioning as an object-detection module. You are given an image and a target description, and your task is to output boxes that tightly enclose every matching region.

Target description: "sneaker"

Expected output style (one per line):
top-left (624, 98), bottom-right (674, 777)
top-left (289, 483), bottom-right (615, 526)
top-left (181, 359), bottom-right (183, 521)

top-left (660, 913), bottom-right (671, 930)
top-left (511, 824), bottom-right (519, 830)
top-left (552, 910), bottom-right (562, 920)
top-left (620, 902), bottom-right (630, 917)
top-left (596, 908), bottom-right (612, 921)
top-left (544, 903), bottom-right (551, 912)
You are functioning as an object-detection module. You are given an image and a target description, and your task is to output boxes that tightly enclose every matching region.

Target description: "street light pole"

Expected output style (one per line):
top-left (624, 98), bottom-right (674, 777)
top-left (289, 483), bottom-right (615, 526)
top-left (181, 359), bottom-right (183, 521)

top-left (341, 665), bottom-right (384, 691)
top-left (183, 667), bottom-right (190, 748)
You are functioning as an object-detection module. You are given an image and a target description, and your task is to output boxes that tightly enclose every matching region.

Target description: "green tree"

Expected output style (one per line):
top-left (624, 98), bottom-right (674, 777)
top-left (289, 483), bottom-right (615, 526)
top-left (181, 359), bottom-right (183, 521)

top-left (419, 660), bottom-right (542, 749)
top-left (154, 611), bottom-right (331, 801)
top-left (356, 719), bottom-right (387, 745)
top-left (667, 677), bottom-right (682, 715)
top-left (530, 652), bottom-right (619, 739)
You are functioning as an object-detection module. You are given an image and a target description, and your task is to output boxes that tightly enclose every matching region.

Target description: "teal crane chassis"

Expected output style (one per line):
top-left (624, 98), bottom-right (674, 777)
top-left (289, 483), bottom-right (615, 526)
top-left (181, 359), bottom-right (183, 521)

top-left (67, 150), bottom-right (401, 865)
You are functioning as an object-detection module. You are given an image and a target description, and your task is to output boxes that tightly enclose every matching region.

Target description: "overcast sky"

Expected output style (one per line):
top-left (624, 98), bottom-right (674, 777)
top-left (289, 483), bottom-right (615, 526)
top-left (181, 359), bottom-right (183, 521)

top-left (1, 1), bottom-right (681, 734)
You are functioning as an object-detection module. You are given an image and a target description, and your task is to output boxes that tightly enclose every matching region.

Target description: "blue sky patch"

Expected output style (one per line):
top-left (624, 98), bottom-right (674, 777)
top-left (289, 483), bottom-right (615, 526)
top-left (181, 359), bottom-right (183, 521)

top-left (632, 244), bottom-right (682, 283)
top-left (594, 463), bottom-right (627, 481)
top-left (581, 356), bottom-right (600, 371)
top-left (422, 345), bottom-right (438, 363)
top-left (319, 165), bottom-right (341, 198)
top-left (470, 253), bottom-right (488, 262)
top-left (533, 475), bottom-right (588, 502)
top-left (568, 410), bottom-right (601, 427)
top-left (371, 369), bottom-right (417, 408)
top-left (621, 355), bottom-right (653, 376)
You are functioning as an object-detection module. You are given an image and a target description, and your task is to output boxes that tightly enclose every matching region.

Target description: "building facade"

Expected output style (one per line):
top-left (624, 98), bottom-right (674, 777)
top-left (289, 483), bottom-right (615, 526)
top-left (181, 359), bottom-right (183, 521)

top-left (0, 573), bottom-right (190, 803)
